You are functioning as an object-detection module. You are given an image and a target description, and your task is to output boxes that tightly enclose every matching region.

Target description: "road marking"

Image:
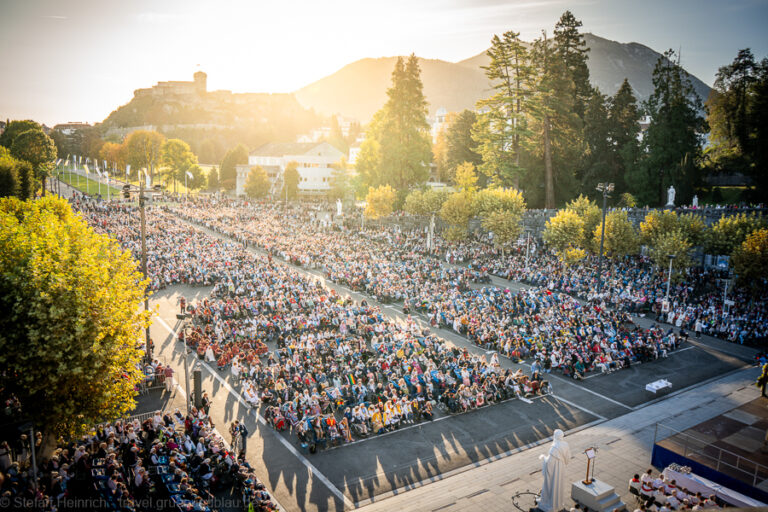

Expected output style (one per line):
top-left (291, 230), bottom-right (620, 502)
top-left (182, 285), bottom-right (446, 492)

top-left (155, 315), bottom-right (355, 510)
top-left (550, 394), bottom-right (606, 421)
top-left (352, 415), bottom-right (606, 509)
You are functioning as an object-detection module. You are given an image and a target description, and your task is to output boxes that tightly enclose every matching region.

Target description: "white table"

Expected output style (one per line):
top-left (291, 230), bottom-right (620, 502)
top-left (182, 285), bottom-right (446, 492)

top-left (646, 379), bottom-right (672, 393)
top-left (663, 467), bottom-right (766, 508)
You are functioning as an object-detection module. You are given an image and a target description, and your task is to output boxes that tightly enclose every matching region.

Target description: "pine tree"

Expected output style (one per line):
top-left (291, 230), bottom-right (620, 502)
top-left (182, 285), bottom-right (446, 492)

top-left (473, 31), bottom-right (532, 188)
top-left (554, 11), bottom-right (592, 120)
top-left (373, 55), bottom-right (432, 194)
top-left (629, 50), bottom-right (706, 205)
top-left (527, 31), bottom-right (579, 208)
top-left (609, 79), bottom-right (641, 193)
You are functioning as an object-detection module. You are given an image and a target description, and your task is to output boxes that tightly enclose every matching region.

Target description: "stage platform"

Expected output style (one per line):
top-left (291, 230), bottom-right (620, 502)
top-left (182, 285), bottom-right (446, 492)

top-left (652, 396), bottom-right (768, 502)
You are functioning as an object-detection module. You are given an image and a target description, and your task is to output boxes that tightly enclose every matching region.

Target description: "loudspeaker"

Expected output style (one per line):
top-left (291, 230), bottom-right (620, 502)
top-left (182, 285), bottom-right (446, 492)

top-left (193, 369), bottom-right (202, 409)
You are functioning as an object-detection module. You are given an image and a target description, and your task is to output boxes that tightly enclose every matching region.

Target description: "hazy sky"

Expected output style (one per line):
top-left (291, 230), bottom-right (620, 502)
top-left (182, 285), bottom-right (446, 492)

top-left (1, 0), bottom-right (767, 126)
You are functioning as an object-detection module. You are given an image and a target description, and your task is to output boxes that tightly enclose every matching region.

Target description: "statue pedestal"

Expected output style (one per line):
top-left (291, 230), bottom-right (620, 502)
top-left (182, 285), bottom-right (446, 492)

top-left (571, 479), bottom-right (625, 512)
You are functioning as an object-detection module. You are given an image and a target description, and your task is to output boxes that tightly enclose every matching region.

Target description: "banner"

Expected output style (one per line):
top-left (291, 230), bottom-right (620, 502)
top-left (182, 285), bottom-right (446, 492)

top-left (186, 171), bottom-right (193, 179)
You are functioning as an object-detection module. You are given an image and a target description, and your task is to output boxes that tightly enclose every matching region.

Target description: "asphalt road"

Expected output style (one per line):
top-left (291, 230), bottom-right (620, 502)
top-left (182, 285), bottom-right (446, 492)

top-left (137, 214), bottom-right (755, 512)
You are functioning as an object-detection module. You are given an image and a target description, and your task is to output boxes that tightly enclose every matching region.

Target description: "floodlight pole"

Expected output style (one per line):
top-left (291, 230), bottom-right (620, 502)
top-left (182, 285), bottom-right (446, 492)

top-left (595, 183), bottom-right (613, 294)
top-left (140, 173), bottom-right (151, 362)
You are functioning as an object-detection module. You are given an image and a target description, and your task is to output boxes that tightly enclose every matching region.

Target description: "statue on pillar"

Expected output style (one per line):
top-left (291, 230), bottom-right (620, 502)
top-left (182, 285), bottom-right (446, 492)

top-left (666, 185), bottom-right (676, 207)
top-left (537, 429), bottom-right (572, 512)
top-left (336, 198), bottom-right (343, 217)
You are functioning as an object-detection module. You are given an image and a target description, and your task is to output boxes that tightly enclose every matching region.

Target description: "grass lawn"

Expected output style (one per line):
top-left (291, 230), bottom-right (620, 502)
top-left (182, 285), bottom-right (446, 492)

top-left (59, 172), bottom-right (122, 197)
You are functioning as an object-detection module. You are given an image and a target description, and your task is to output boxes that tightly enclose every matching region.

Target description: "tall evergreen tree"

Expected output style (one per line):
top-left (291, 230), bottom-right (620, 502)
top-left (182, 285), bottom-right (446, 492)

top-left (527, 31), bottom-right (579, 208)
top-left (609, 79), bottom-right (641, 191)
top-left (473, 31), bottom-right (532, 188)
top-left (374, 55), bottom-right (432, 193)
top-left (444, 110), bottom-right (482, 180)
top-left (553, 11), bottom-right (592, 121)
top-left (628, 50), bottom-right (706, 205)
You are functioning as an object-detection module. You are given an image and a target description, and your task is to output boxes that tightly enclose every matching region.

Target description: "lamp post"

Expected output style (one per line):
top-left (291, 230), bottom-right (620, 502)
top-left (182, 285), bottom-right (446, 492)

top-left (139, 172), bottom-right (151, 362)
top-left (595, 182), bottom-right (614, 294)
top-left (176, 313), bottom-right (192, 413)
top-left (665, 253), bottom-right (677, 305)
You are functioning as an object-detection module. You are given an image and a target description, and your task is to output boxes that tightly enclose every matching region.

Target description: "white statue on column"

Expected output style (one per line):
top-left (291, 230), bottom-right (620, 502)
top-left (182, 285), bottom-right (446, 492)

top-left (692, 195), bottom-right (699, 208)
top-left (666, 185), bottom-right (676, 207)
top-left (538, 429), bottom-right (571, 512)
top-left (336, 198), bottom-right (343, 216)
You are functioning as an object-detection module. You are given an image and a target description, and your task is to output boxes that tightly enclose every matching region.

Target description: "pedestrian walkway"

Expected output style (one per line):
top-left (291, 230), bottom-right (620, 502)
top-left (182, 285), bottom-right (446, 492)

top-left (355, 365), bottom-right (762, 512)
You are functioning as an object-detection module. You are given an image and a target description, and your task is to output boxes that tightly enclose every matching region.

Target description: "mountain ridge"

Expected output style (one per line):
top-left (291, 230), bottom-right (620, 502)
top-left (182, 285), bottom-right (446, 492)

top-left (294, 33), bottom-right (712, 122)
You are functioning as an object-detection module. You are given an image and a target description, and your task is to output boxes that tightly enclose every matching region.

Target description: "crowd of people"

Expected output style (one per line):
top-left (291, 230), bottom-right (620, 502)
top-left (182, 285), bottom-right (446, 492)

top-left (166, 201), bottom-right (692, 378)
top-left (629, 467), bottom-right (723, 510)
top-left (0, 397), bottom-right (276, 511)
top-left (71, 198), bottom-right (547, 456)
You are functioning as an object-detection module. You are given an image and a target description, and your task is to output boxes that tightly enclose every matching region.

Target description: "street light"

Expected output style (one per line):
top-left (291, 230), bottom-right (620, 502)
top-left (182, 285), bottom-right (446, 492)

top-left (176, 313), bottom-right (192, 413)
top-left (665, 253), bottom-right (677, 305)
top-left (595, 182), bottom-right (614, 294)
top-left (139, 172), bottom-right (151, 362)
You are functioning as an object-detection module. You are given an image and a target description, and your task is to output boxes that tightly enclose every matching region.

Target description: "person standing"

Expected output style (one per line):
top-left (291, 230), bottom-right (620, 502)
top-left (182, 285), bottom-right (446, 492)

top-left (694, 318), bottom-right (703, 339)
top-left (757, 363), bottom-right (768, 398)
top-left (164, 365), bottom-right (175, 392)
top-left (238, 421), bottom-right (249, 457)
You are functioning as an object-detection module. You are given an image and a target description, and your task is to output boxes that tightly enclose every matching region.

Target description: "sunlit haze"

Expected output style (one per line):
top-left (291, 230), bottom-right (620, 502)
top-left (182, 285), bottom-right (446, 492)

top-left (1, 0), bottom-right (767, 126)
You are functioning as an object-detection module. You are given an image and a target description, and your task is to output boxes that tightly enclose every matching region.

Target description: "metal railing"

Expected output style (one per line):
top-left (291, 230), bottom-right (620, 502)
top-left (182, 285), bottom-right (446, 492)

top-left (653, 422), bottom-right (768, 487)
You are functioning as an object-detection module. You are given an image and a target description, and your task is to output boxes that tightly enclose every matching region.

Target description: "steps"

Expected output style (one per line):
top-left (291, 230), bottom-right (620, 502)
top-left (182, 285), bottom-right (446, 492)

top-left (571, 479), bottom-right (627, 512)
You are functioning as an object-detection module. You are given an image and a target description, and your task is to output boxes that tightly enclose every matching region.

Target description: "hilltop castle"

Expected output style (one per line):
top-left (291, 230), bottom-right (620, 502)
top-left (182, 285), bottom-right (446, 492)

top-left (133, 71), bottom-right (208, 99)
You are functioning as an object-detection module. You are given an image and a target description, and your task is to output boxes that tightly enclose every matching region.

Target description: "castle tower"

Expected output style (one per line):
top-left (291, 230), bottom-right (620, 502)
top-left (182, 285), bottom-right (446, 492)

top-left (193, 71), bottom-right (207, 94)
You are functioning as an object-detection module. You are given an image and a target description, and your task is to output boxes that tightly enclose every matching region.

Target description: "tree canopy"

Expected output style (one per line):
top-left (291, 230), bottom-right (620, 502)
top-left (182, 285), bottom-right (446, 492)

top-left (219, 144), bottom-right (248, 191)
top-left (245, 166), bottom-right (271, 198)
top-left (0, 197), bottom-right (150, 436)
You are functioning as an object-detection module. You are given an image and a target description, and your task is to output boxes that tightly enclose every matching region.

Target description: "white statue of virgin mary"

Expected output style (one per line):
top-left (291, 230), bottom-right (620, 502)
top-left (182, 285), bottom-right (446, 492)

top-left (538, 429), bottom-right (572, 512)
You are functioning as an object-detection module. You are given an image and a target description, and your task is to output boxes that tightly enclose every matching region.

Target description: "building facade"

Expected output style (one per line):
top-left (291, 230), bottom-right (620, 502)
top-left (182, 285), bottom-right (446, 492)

top-left (236, 142), bottom-right (345, 197)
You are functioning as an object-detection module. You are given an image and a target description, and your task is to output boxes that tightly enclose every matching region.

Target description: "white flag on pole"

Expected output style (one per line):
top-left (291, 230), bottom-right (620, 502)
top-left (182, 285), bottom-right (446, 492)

top-left (126, 164), bottom-right (131, 176)
top-left (186, 171), bottom-right (193, 179)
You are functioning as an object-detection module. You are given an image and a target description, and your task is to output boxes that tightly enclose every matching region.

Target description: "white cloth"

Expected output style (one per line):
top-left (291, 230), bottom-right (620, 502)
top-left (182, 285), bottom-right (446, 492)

top-left (538, 429), bottom-right (571, 512)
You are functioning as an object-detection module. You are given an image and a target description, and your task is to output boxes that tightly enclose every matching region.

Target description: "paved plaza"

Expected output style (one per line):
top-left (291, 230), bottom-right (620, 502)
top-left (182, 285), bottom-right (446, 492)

top-left (134, 210), bottom-right (760, 512)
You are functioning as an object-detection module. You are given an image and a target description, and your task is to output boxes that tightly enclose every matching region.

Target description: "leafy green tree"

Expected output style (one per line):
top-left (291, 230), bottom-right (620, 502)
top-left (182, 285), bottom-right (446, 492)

top-left (565, 195), bottom-right (601, 252)
top-left (472, 187), bottom-right (527, 221)
top-left (618, 192), bottom-right (637, 208)
top-left (160, 139), bottom-right (197, 193)
top-left (483, 210), bottom-right (524, 256)
top-left (543, 209), bottom-right (584, 254)
top-left (0, 158), bottom-right (19, 198)
top-left (358, 55), bottom-right (432, 193)
top-left (15, 161), bottom-right (35, 200)
top-left (628, 50), bottom-right (707, 205)
top-left (364, 185), bottom-right (396, 219)
top-left (444, 110), bottom-right (482, 182)
top-left (705, 212), bottom-right (766, 255)
top-left (10, 128), bottom-right (57, 195)
top-left (595, 210), bottom-right (639, 259)
top-left (328, 158), bottom-right (355, 202)
top-left (404, 188), bottom-right (450, 217)
top-left (282, 161), bottom-right (300, 200)
top-left (580, 91), bottom-right (614, 192)
top-left (640, 210), bottom-right (681, 246)
top-left (453, 161), bottom-right (479, 193)
top-left (219, 144), bottom-right (248, 191)
top-left (440, 191), bottom-right (474, 241)
top-left (473, 30), bottom-right (532, 187)
top-left (124, 130), bottom-right (165, 184)
top-left (731, 228), bottom-right (768, 293)
top-left (649, 229), bottom-right (692, 274)
top-left (245, 166), bottom-right (271, 198)
top-left (474, 187), bottom-right (527, 255)
top-left (0, 120), bottom-right (42, 149)
top-left (207, 166), bottom-right (220, 191)
top-left (185, 164), bottom-right (207, 191)
top-left (0, 196), bottom-right (149, 437)
top-left (677, 213), bottom-right (707, 247)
